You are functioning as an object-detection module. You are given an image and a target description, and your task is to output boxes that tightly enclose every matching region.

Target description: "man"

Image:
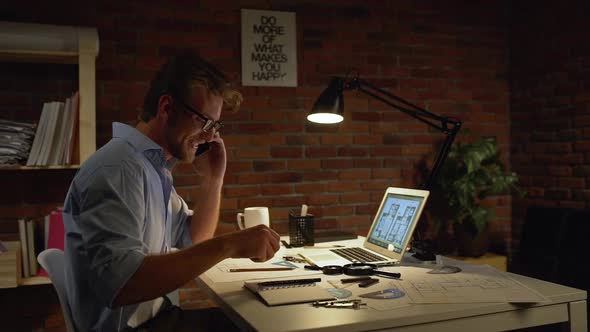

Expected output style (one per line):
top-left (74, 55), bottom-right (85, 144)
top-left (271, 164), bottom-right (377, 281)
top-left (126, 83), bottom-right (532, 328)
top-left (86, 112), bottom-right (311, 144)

top-left (63, 54), bottom-right (280, 331)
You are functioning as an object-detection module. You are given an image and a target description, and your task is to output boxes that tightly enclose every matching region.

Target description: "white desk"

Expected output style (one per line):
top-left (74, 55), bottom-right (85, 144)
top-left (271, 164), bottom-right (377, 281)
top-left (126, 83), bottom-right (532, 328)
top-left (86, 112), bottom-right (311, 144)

top-left (196, 238), bottom-right (587, 332)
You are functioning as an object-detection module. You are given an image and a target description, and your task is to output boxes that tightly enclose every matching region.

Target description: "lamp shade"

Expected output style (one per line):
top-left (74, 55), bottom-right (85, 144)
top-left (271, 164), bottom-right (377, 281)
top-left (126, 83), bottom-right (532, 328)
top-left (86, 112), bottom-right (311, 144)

top-left (307, 77), bottom-right (345, 124)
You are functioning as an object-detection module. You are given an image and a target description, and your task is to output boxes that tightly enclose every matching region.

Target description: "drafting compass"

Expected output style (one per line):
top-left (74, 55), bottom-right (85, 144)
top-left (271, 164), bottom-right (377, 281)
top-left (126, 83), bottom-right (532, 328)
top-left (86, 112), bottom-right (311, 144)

top-left (312, 299), bottom-right (367, 309)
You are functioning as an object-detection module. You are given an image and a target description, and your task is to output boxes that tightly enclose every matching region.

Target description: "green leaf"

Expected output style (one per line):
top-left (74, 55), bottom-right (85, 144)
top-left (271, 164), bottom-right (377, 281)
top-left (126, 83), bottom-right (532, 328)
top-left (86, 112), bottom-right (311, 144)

top-left (432, 133), bottom-right (523, 235)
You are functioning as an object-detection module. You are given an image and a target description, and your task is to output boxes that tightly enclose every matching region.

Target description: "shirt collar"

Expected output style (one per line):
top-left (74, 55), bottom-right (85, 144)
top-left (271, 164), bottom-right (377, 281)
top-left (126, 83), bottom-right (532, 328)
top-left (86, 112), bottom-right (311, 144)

top-left (112, 122), bottom-right (177, 171)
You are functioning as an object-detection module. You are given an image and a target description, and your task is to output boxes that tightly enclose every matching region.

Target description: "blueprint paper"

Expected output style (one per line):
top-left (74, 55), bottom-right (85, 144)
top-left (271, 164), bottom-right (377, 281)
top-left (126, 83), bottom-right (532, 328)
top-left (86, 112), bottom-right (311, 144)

top-left (387, 265), bottom-right (549, 304)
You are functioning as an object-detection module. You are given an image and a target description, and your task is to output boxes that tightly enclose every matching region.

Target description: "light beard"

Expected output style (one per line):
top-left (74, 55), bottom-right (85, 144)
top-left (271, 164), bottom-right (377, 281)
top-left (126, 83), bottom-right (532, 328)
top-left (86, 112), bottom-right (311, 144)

top-left (164, 126), bottom-right (195, 163)
top-left (176, 139), bottom-right (197, 163)
top-left (183, 143), bottom-right (197, 163)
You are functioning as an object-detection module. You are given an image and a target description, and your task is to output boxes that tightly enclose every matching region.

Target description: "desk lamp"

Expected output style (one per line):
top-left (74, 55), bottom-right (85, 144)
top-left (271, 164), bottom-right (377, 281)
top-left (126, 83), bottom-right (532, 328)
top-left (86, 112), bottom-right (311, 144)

top-left (308, 76), bottom-right (462, 260)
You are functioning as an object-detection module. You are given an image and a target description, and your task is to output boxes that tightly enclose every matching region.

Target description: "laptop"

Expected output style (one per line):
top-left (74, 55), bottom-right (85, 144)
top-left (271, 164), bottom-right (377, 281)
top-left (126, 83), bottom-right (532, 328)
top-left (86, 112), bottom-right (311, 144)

top-left (300, 187), bottom-right (429, 267)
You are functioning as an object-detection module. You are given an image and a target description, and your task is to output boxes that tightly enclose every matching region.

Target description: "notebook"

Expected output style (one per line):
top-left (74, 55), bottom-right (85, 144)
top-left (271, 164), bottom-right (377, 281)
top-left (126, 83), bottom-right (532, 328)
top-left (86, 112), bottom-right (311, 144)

top-left (300, 187), bottom-right (430, 267)
top-left (244, 278), bottom-right (334, 306)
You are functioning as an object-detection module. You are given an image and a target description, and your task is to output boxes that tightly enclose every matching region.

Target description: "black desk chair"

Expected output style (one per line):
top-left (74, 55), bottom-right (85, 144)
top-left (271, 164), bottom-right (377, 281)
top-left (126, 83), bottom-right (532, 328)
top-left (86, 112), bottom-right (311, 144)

top-left (511, 206), bottom-right (590, 332)
top-left (556, 209), bottom-right (590, 292)
top-left (509, 207), bottom-right (570, 282)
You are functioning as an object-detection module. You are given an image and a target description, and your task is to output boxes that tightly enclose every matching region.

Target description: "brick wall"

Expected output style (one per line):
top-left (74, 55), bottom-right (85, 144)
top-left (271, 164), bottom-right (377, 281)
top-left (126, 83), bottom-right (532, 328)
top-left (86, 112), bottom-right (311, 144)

top-left (0, 1), bottom-right (510, 330)
top-left (510, 1), bottom-right (590, 254)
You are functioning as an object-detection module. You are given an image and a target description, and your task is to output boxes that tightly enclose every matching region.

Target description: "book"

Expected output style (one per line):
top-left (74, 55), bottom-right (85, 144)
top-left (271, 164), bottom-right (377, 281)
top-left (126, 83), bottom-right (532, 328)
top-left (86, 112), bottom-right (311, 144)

top-left (37, 101), bottom-right (64, 166)
top-left (49, 96), bottom-right (70, 165)
top-left (47, 209), bottom-right (65, 251)
top-left (26, 102), bottom-right (50, 166)
top-left (25, 220), bottom-right (37, 276)
top-left (34, 102), bottom-right (57, 165)
top-left (17, 219), bottom-right (29, 277)
top-left (63, 91), bottom-right (79, 164)
top-left (35, 215), bottom-right (50, 278)
top-left (44, 214), bottom-right (50, 250)
top-left (243, 278), bottom-right (334, 306)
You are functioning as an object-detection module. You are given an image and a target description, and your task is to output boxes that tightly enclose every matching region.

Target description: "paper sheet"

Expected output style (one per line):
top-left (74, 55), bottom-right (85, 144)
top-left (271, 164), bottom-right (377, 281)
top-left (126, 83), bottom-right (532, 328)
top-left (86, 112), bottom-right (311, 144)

top-left (203, 239), bottom-right (548, 305)
top-left (203, 245), bottom-right (322, 283)
top-left (387, 265), bottom-right (549, 304)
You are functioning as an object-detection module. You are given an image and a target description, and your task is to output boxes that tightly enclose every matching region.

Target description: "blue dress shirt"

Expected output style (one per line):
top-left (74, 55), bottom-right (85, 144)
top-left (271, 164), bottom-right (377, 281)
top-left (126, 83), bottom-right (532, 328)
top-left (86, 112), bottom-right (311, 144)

top-left (63, 122), bottom-right (193, 332)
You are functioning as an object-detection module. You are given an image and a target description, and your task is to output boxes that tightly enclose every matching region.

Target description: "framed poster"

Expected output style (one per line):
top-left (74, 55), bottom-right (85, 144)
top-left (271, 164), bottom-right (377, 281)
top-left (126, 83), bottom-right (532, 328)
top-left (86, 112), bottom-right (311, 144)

top-left (241, 9), bottom-right (297, 87)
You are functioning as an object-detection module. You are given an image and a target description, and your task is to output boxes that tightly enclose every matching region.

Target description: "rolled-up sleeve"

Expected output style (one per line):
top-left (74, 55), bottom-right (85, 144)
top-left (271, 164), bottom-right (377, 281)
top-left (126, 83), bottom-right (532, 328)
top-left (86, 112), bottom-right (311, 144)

top-left (78, 164), bottom-right (146, 308)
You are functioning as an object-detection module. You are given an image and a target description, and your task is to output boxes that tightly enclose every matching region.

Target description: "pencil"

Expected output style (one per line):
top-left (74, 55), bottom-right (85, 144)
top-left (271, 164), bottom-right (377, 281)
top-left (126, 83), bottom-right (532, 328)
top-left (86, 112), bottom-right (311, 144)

top-left (303, 245), bottom-right (345, 249)
top-left (229, 267), bottom-right (295, 272)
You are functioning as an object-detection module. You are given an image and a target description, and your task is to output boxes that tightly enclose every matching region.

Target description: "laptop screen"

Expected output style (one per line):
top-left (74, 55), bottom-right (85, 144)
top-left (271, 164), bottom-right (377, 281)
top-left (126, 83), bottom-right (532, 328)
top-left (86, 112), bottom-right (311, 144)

top-left (366, 193), bottom-right (425, 254)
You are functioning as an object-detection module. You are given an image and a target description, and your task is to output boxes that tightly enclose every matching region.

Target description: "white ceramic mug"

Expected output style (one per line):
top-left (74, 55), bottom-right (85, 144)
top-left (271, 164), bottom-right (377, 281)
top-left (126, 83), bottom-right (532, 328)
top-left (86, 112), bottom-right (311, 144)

top-left (236, 207), bottom-right (270, 230)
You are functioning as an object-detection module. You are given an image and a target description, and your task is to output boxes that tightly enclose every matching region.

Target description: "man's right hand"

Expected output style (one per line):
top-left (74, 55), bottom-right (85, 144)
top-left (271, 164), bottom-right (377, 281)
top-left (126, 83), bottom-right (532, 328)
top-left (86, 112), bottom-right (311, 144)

top-left (223, 224), bottom-right (280, 262)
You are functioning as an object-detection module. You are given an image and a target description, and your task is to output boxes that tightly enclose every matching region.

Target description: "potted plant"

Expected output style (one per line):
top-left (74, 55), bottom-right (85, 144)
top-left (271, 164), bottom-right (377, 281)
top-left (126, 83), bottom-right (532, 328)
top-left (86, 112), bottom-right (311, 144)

top-left (429, 136), bottom-right (524, 257)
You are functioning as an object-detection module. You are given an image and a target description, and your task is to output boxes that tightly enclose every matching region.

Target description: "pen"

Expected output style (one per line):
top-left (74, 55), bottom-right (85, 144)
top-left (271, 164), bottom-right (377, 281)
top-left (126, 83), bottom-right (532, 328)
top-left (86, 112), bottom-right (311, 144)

top-left (300, 204), bottom-right (308, 216)
top-left (229, 267), bottom-right (295, 272)
top-left (340, 276), bottom-right (373, 284)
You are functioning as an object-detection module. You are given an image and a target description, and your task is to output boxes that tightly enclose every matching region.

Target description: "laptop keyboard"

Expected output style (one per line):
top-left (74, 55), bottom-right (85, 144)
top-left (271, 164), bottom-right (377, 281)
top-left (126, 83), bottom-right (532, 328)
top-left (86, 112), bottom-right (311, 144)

top-left (330, 247), bottom-right (385, 263)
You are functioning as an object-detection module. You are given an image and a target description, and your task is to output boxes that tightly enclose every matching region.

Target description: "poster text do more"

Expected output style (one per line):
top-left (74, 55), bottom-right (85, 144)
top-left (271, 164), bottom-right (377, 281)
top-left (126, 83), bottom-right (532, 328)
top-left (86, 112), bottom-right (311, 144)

top-left (241, 9), bottom-right (297, 87)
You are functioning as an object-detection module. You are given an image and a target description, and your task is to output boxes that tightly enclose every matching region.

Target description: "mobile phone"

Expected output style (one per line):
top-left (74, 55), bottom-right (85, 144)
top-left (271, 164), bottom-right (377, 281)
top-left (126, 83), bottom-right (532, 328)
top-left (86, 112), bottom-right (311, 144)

top-left (195, 143), bottom-right (210, 156)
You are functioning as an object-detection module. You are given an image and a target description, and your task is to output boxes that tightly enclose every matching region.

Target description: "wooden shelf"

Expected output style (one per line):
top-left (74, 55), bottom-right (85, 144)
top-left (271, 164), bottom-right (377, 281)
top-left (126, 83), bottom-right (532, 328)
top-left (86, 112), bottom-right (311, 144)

top-left (0, 50), bottom-right (78, 64)
top-left (0, 165), bottom-right (80, 171)
top-left (0, 241), bottom-right (53, 288)
top-left (0, 22), bottom-right (99, 288)
top-left (20, 276), bottom-right (51, 286)
top-left (0, 21), bottom-right (99, 167)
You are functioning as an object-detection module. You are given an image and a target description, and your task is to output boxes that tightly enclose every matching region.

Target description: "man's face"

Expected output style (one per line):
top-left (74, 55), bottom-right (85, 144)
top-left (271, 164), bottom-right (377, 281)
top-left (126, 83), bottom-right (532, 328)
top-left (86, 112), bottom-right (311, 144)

top-left (165, 86), bottom-right (223, 163)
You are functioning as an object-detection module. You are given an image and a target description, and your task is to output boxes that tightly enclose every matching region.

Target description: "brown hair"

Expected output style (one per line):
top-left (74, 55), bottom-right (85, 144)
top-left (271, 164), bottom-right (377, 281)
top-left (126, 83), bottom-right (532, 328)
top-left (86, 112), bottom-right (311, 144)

top-left (141, 54), bottom-right (242, 122)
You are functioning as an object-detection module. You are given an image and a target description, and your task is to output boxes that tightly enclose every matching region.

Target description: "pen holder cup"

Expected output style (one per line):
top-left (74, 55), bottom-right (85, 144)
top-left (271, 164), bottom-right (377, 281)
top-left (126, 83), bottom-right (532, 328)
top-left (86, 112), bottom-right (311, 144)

top-left (289, 211), bottom-right (314, 247)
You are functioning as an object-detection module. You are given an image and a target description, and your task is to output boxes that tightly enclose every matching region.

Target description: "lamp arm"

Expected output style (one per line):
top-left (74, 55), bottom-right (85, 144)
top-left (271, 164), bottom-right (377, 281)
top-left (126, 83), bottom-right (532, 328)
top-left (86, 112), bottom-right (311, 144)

top-left (410, 126), bottom-right (459, 252)
top-left (356, 85), bottom-right (445, 131)
top-left (345, 77), bottom-right (462, 189)
top-left (322, 76), bottom-right (463, 261)
top-left (423, 123), bottom-right (460, 190)
top-left (351, 78), bottom-right (450, 131)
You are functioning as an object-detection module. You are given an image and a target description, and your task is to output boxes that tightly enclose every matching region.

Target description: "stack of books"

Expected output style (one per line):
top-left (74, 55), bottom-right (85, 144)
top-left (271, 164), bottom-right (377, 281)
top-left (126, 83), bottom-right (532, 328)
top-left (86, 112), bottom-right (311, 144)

top-left (26, 91), bottom-right (79, 166)
top-left (17, 208), bottom-right (65, 278)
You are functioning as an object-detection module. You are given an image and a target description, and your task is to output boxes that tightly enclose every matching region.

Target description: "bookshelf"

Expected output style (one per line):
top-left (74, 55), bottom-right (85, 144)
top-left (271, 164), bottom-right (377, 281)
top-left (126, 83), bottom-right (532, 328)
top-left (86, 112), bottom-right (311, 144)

top-left (0, 165), bottom-right (82, 171)
top-left (20, 275), bottom-right (51, 286)
top-left (0, 21), bottom-right (98, 287)
top-left (0, 240), bottom-right (51, 288)
top-left (0, 21), bottom-right (99, 168)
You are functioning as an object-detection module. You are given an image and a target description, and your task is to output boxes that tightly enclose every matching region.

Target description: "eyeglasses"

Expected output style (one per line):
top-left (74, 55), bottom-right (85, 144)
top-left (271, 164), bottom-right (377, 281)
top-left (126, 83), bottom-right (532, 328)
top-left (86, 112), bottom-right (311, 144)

top-left (181, 103), bottom-right (224, 132)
